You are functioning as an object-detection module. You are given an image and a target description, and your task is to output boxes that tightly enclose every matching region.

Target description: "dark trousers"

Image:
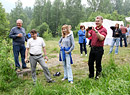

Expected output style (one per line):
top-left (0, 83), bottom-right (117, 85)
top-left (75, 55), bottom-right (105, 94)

top-left (89, 39), bottom-right (91, 47)
top-left (79, 43), bottom-right (87, 54)
top-left (120, 34), bottom-right (127, 47)
top-left (88, 47), bottom-right (104, 78)
top-left (13, 45), bottom-right (26, 68)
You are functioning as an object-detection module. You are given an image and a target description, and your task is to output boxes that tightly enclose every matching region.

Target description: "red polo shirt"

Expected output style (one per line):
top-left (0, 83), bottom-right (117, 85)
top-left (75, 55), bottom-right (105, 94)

top-left (89, 26), bottom-right (107, 47)
top-left (120, 26), bottom-right (127, 34)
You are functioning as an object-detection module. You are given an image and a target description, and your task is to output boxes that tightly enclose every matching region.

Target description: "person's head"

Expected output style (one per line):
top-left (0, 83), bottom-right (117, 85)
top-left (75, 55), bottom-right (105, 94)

top-left (115, 23), bottom-right (119, 29)
top-left (69, 25), bottom-right (72, 30)
top-left (30, 29), bottom-right (37, 39)
top-left (120, 24), bottom-right (123, 27)
top-left (95, 16), bottom-right (103, 28)
top-left (127, 24), bottom-right (129, 28)
top-left (80, 25), bottom-right (85, 30)
top-left (62, 25), bottom-right (70, 38)
top-left (16, 19), bottom-right (23, 28)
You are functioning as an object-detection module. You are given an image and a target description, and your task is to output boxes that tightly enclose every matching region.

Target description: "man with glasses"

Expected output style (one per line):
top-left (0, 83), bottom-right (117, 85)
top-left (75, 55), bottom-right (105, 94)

top-left (9, 19), bottom-right (28, 72)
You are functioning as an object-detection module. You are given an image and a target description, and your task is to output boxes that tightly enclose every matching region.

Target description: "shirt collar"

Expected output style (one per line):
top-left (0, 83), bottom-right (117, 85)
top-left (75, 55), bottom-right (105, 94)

top-left (95, 25), bottom-right (103, 30)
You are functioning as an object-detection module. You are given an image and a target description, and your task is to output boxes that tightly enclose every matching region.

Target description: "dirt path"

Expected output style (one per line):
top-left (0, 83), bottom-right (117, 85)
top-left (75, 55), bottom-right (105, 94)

top-left (26, 54), bottom-right (85, 70)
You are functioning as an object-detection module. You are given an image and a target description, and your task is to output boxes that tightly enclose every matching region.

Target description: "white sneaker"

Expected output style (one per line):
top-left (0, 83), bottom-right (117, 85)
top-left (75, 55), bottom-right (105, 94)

top-left (85, 54), bottom-right (87, 56)
top-left (61, 78), bottom-right (66, 81)
top-left (70, 81), bottom-right (73, 84)
top-left (81, 54), bottom-right (83, 56)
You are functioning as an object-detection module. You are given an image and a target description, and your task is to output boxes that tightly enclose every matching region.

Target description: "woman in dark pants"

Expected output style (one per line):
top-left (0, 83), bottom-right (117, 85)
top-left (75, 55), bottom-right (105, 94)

top-left (78, 25), bottom-right (87, 56)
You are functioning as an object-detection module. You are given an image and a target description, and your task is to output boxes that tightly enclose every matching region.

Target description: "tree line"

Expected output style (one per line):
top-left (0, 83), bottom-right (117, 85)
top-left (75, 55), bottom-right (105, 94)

top-left (1, 0), bottom-right (130, 38)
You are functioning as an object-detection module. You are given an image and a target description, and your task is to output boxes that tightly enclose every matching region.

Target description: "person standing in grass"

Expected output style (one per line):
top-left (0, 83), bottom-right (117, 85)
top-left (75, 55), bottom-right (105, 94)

top-left (9, 19), bottom-right (28, 72)
top-left (59, 25), bottom-right (75, 84)
top-left (78, 25), bottom-right (87, 56)
top-left (120, 24), bottom-right (127, 47)
top-left (85, 16), bottom-right (107, 79)
top-left (25, 29), bottom-right (55, 84)
top-left (109, 23), bottom-right (122, 54)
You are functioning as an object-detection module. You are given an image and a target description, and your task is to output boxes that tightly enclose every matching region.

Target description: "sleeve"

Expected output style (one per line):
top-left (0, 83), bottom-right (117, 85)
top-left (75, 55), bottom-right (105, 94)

top-left (23, 28), bottom-right (28, 42)
top-left (59, 37), bottom-right (62, 48)
top-left (110, 26), bottom-right (115, 30)
top-left (78, 30), bottom-right (85, 36)
top-left (101, 28), bottom-right (107, 38)
top-left (26, 40), bottom-right (30, 48)
top-left (42, 38), bottom-right (46, 47)
top-left (67, 35), bottom-right (75, 53)
top-left (9, 28), bottom-right (17, 39)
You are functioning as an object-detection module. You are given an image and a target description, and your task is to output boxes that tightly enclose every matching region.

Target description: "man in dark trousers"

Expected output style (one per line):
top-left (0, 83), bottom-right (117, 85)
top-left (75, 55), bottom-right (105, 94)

top-left (120, 24), bottom-right (127, 47)
top-left (9, 19), bottom-right (28, 72)
top-left (85, 16), bottom-right (107, 79)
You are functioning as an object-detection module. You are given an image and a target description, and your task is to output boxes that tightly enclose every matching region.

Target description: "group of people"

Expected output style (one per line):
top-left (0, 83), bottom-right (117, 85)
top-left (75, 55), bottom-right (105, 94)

top-left (9, 16), bottom-right (108, 85)
top-left (109, 24), bottom-right (130, 54)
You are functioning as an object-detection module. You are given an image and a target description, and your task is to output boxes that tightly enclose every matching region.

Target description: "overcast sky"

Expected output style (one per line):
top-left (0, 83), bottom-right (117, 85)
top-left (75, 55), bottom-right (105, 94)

top-left (1, 0), bottom-right (87, 13)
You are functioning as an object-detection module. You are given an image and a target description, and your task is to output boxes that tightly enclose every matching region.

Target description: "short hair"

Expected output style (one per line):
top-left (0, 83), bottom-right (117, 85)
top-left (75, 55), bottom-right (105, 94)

top-left (80, 25), bottom-right (85, 29)
top-left (30, 29), bottom-right (37, 34)
top-left (96, 16), bottom-right (103, 21)
top-left (16, 19), bottom-right (23, 23)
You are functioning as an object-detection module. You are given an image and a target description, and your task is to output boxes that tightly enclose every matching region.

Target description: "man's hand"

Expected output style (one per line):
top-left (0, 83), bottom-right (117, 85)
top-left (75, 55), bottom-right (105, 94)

top-left (17, 33), bottom-right (23, 37)
top-left (44, 56), bottom-right (48, 61)
top-left (25, 58), bottom-right (28, 63)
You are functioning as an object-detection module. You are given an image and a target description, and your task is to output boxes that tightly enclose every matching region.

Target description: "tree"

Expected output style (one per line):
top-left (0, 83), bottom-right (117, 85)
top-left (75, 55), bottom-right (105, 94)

top-left (0, 2), bottom-right (9, 35)
top-left (9, 0), bottom-right (28, 30)
top-left (50, 0), bottom-right (64, 36)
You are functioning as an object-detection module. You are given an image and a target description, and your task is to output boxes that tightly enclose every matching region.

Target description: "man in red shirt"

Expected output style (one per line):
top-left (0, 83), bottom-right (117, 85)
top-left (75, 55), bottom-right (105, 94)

top-left (120, 24), bottom-right (127, 47)
top-left (85, 16), bottom-right (107, 79)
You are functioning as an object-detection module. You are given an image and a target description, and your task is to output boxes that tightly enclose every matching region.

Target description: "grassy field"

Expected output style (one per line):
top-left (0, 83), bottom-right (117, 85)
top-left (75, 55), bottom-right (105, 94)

top-left (1, 39), bottom-right (130, 95)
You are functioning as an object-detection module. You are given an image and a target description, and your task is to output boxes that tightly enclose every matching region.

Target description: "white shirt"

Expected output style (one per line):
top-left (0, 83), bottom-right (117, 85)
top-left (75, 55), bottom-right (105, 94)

top-left (26, 37), bottom-right (46, 55)
top-left (70, 30), bottom-right (74, 37)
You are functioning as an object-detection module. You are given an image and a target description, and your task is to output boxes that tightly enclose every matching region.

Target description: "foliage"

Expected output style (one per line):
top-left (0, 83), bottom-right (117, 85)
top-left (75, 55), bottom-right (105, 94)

top-left (0, 2), bottom-right (9, 35)
top-left (42, 29), bottom-right (52, 40)
top-left (36, 22), bottom-right (51, 37)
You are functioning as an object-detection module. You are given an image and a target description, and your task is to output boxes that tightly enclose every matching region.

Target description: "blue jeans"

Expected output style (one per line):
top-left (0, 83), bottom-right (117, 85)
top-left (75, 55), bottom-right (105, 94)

top-left (13, 45), bottom-right (26, 68)
top-left (120, 34), bottom-right (127, 47)
top-left (61, 53), bottom-right (73, 82)
top-left (109, 38), bottom-right (120, 54)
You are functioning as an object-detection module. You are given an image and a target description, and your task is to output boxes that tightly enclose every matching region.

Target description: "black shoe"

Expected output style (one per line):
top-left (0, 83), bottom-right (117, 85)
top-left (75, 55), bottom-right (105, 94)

top-left (47, 80), bottom-right (56, 83)
top-left (22, 67), bottom-right (29, 69)
top-left (89, 74), bottom-right (94, 79)
top-left (53, 72), bottom-right (61, 76)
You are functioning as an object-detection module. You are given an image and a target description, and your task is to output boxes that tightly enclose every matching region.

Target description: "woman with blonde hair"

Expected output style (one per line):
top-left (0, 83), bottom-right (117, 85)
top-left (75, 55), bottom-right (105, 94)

top-left (59, 25), bottom-right (75, 84)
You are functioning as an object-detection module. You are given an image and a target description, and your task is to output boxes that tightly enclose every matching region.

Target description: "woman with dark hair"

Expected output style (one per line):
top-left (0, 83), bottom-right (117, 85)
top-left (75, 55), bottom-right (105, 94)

top-left (109, 23), bottom-right (122, 54)
top-left (78, 25), bottom-right (87, 56)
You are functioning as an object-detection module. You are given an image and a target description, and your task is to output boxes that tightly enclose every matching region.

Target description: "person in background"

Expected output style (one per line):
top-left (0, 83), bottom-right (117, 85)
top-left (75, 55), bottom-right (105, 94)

top-left (109, 23), bottom-right (122, 54)
top-left (9, 19), bottom-right (28, 72)
top-left (78, 25), bottom-right (87, 56)
top-left (59, 25), bottom-right (75, 84)
top-left (126, 24), bottom-right (130, 44)
top-left (120, 24), bottom-right (127, 47)
top-left (69, 25), bottom-right (74, 37)
top-left (85, 16), bottom-right (107, 79)
top-left (25, 29), bottom-right (55, 84)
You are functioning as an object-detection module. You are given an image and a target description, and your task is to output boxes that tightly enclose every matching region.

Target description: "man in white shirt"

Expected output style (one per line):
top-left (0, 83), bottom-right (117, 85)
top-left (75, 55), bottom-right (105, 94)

top-left (25, 29), bottom-right (55, 84)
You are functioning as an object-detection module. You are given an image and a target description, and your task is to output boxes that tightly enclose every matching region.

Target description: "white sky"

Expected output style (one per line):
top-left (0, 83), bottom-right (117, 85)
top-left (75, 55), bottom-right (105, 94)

top-left (1, 0), bottom-right (87, 13)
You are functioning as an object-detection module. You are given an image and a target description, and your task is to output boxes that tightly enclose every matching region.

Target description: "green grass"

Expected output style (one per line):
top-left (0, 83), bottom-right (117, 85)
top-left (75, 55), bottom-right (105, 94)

top-left (1, 38), bottom-right (130, 95)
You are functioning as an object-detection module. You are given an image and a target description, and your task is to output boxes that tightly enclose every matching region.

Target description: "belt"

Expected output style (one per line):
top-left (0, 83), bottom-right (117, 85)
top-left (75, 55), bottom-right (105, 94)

top-left (91, 46), bottom-right (103, 50)
top-left (30, 53), bottom-right (42, 56)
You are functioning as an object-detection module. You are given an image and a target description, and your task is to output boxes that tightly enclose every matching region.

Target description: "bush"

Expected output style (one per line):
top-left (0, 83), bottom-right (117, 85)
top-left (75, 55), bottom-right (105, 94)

top-left (0, 34), bottom-right (22, 91)
top-left (42, 29), bottom-right (53, 40)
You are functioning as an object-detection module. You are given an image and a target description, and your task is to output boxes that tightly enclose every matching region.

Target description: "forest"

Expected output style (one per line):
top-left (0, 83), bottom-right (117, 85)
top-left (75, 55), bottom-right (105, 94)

top-left (0, 0), bottom-right (130, 94)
